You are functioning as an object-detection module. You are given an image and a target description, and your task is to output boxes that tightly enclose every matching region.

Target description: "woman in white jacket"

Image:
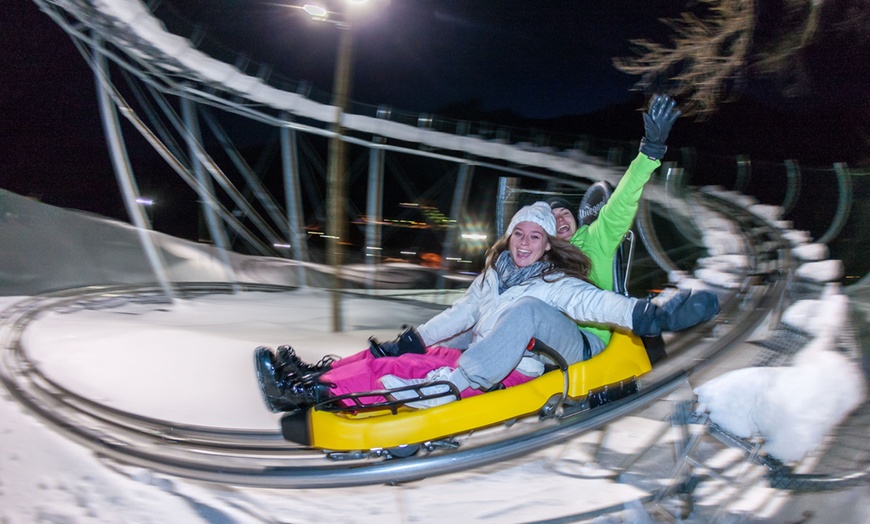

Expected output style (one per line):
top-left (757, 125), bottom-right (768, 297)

top-left (255, 202), bottom-right (719, 412)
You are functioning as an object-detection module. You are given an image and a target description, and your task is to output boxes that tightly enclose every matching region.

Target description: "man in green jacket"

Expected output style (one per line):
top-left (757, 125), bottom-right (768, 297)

top-left (549, 93), bottom-right (680, 350)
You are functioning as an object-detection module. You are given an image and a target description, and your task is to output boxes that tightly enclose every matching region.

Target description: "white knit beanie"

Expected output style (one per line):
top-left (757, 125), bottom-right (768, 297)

top-left (506, 201), bottom-right (557, 237)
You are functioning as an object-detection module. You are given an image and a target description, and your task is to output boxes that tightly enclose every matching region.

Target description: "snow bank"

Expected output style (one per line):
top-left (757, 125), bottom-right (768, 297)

top-left (695, 287), bottom-right (867, 462)
top-left (792, 243), bottom-right (829, 261)
top-left (795, 259), bottom-right (844, 283)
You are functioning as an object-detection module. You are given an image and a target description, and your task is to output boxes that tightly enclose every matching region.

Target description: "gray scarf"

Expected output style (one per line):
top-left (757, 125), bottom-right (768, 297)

top-left (494, 250), bottom-right (551, 294)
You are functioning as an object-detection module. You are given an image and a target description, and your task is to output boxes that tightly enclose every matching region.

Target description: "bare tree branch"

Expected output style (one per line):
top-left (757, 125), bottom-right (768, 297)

top-left (613, 0), bottom-right (837, 119)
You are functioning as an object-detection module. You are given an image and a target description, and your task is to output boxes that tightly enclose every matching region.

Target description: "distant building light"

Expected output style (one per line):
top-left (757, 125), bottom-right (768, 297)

top-left (322, 235), bottom-right (340, 240)
top-left (400, 251), bottom-right (417, 255)
top-left (366, 246), bottom-right (383, 251)
top-left (446, 257), bottom-right (461, 261)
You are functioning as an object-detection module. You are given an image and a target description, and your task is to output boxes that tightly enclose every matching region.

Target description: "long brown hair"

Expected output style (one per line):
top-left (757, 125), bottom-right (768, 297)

top-left (482, 232), bottom-right (592, 283)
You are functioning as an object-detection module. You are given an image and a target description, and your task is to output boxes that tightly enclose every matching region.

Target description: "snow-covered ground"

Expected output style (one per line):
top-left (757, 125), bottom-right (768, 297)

top-left (1, 290), bottom-right (657, 523)
top-left (2, 279), bottom-right (868, 523)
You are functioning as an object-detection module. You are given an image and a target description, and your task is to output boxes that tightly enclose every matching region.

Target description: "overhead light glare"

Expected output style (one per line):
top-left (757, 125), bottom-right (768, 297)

top-left (302, 4), bottom-right (328, 19)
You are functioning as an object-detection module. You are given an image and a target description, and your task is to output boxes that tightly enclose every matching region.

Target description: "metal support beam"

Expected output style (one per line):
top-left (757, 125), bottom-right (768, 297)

top-left (783, 159), bottom-right (801, 215)
top-left (281, 121), bottom-right (309, 286)
top-left (496, 176), bottom-right (517, 238)
top-left (818, 163), bottom-right (853, 245)
top-left (180, 96), bottom-right (239, 290)
top-left (443, 162), bottom-right (474, 266)
top-left (664, 165), bottom-right (687, 198)
top-left (201, 108), bottom-right (287, 237)
top-left (736, 155), bottom-right (751, 193)
top-left (94, 39), bottom-right (174, 303)
top-left (365, 136), bottom-right (386, 267)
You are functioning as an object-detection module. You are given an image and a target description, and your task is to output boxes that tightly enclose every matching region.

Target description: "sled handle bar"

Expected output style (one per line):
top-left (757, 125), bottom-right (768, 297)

top-left (526, 338), bottom-right (569, 416)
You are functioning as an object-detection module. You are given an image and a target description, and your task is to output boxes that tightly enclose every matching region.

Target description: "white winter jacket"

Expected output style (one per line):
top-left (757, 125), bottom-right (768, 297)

top-left (417, 267), bottom-right (638, 347)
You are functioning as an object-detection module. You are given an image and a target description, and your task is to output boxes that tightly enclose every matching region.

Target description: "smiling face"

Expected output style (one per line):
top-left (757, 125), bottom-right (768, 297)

top-left (509, 221), bottom-right (551, 267)
top-left (551, 207), bottom-right (577, 240)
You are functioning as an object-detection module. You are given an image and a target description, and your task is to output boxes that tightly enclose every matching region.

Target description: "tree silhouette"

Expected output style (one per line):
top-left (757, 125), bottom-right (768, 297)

top-left (614, 0), bottom-right (870, 121)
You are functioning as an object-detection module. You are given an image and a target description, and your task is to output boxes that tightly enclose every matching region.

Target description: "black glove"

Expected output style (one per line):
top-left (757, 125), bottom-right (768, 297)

top-left (639, 94), bottom-right (681, 160)
top-left (369, 325), bottom-right (427, 358)
top-left (631, 288), bottom-right (719, 337)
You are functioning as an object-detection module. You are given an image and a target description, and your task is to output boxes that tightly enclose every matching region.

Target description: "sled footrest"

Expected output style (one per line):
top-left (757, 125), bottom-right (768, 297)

top-left (313, 380), bottom-right (462, 414)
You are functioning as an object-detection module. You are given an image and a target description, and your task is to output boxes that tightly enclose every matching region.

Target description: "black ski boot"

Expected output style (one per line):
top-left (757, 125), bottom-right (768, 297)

top-left (369, 325), bottom-right (427, 358)
top-left (275, 345), bottom-right (336, 383)
top-left (267, 380), bottom-right (332, 413)
top-left (254, 347), bottom-right (332, 413)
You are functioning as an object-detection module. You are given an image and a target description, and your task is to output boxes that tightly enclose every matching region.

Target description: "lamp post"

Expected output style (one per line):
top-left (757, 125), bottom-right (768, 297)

top-left (302, 1), bottom-right (370, 331)
top-left (326, 25), bottom-right (352, 332)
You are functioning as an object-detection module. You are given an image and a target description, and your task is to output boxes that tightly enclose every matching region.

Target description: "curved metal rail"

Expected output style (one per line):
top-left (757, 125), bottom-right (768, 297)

top-left (0, 200), bottom-right (793, 488)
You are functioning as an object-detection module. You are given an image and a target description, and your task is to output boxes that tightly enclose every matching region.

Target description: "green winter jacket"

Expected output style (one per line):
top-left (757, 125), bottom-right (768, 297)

top-left (570, 153), bottom-right (660, 345)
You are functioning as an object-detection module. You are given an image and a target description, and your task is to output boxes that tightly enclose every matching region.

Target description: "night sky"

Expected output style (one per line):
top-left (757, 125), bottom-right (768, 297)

top-left (150, 0), bottom-right (685, 117)
top-left (2, 0), bottom-right (869, 221)
top-left (0, 1), bottom-right (673, 216)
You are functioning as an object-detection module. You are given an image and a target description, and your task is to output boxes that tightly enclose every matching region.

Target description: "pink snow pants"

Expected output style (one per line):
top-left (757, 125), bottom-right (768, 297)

top-left (321, 346), bottom-right (536, 407)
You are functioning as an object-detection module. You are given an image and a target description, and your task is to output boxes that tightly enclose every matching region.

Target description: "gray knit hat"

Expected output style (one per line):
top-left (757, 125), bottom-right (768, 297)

top-left (506, 201), bottom-right (557, 237)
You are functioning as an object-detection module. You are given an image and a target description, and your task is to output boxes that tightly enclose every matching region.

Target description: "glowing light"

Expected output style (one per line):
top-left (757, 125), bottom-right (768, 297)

top-left (302, 4), bottom-right (328, 19)
top-left (136, 197), bottom-right (153, 205)
top-left (461, 233), bottom-right (487, 241)
top-left (273, 243), bottom-right (291, 248)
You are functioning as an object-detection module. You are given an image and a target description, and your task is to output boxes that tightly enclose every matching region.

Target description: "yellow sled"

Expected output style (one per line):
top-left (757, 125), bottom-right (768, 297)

top-left (281, 331), bottom-right (652, 451)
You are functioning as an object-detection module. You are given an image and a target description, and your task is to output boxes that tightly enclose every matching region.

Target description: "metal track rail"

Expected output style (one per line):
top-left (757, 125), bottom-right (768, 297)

top-left (0, 200), bottom-right (794, 488)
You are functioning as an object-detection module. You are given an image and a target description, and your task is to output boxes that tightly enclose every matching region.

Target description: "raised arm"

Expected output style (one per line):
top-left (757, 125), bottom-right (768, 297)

top-left (584, 94), bottom-right (681, 257)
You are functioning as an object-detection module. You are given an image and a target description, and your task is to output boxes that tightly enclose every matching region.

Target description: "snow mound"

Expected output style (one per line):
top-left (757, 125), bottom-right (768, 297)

top-left (792, 243), bottom-right (829, 261)
top-left (795, 259), bottom-right (844, 283)
top-left (695, 290), bottom-right (867, 462)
